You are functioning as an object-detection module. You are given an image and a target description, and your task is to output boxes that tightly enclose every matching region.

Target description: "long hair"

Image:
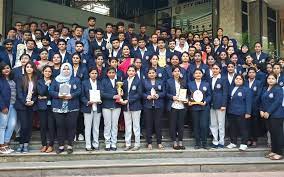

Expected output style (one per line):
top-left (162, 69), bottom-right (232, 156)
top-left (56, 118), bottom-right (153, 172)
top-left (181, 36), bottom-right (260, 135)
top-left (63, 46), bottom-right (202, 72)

top-left (0, 62), bottom-right (13, 80)
top-left (22, 61), bottom-right (37, 92)
top-left (171, 66), bottom-right (185, 88)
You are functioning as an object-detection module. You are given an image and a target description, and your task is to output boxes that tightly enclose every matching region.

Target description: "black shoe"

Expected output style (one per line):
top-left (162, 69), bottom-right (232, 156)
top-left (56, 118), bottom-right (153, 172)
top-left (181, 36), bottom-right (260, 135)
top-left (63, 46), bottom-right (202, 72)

top-left (105, 147), bottom-right (110, 151)
top-left (173, 145), bottom-right (180, 150)
top-left (93, 147), bottom-right (99, 151)
top-left (15, 137), bottom-right (20, 142)
top-left (56, 148), bottom-right (64, 154)
top-left (202, 145), bottom-right (208, 150)
top-left (110, 147), bottom-right (117, 151)
top-left (85, 148), bottom-right (92, 151)
top-left (178, 145), bottom-right (186, 150)
top-left (194, 145), bottom-right (200, 149)
top-left (67, 148), bottom-right (73, 154)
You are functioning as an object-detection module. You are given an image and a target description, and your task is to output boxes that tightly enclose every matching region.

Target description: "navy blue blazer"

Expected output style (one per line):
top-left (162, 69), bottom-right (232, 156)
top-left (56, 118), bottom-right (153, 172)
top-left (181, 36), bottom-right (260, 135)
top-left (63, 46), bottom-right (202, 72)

top-left (260, 86), bottom-right (284, 119)
top-left (166, 78), bottom-right (187, 111)
top-left (0, 49), bottom-right (16, 68)
top-left (222, 73), bottom-right (237, 93)
top-left (142, 79), bottom-right (166, 109)
top-left (187, 80), bottom-right (211, 111)
top-left (145, 66), bottom-right (166, 82)
top-left (155, 49), bottom-right (173, 65)
top-left (169, 50), bottom-right (182, 60)
top-left (12, 66), bottom-right (24, 82)
top-left (0, 78), bottom-right (12, 110)
top-left (101, 77), bottom-right (122, 109)
top-left (110, 48), bottom-right (123, 58)
top-left (102, 68), bottom-right (124, 81)
top-left (49, 77), bottom-right (81, 111)
top-left (122, 76), bottom-right (142, 111)
top-left (165, 66), bottom-right (187, 83)
top-left (52, 68), bottom-right (60, 78)
top-left (14, 79), bottom-right (37, 111)
top-left (245, 79), bottom-right (262, 115)
top-left (60, 52), bottom-right (72, 64)
top-left (210, 77), bottom-right (228, 109)
top-left (187, 62), bottom-right (210, 82)
top-left (90, 39), bottom-right (109, 58)
top-left (227, 86), bottom-right (252, 116)
top-left (36, 79), bottom-right (51, 110)
top-left (80, 79), bottom-right (102, 113)
top-left (256, 70), bottom-right (266, 86)
top-left (73, 65), bottom-right (89, 81)
top-left (147, 43), bottom-right (158, 53)
top-left (135, 68), bottom-right (146, 80)
top-left (251, 52), bottom-right (269, 64)
top-left (278, 74), bottom-right (284, 87)
top-left (134, 48), bottom-right (153, 66)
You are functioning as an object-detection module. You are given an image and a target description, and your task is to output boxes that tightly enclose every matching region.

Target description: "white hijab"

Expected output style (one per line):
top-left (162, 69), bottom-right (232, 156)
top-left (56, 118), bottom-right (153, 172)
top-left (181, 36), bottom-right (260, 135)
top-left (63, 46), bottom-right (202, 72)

top-left (55, 63), bottom-right (73, 83)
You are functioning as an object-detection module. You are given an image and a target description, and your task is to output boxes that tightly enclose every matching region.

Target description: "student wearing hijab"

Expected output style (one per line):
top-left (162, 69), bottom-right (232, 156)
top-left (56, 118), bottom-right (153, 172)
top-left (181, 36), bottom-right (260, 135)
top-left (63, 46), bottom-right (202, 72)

top-left (49, 63), bottom-right (81, 154)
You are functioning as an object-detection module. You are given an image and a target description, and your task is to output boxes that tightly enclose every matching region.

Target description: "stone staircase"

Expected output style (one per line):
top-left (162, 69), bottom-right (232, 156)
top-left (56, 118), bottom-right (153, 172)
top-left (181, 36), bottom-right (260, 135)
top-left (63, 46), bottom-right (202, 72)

top-left (0, 131), bottom-right (283, 177)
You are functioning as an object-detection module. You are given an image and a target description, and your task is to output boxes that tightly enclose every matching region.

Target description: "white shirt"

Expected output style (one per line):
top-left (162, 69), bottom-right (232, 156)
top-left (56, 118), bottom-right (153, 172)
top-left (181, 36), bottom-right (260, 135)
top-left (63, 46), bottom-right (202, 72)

top-left (228, 73), bottom-right (234, 85)
top-left (112, 49), bottom-right (119, 57)
top-left (249, 79), bottom-right (255, 88)
top-left (137, 69), bottom-right (141, 79)
top-left (127, 77), bottom-right (134, 93)
top-left (139, 48), bottom-right (147, 58)
top-left (196, 81), bottom-right (201, 90)
top-left (231, 86), bottom-right (239, 97)
top-left (110, 78), bottom-right (115, 88)
top-left (212, 74), bottom-right (221, 90)
top-left (60, 50), bottom-right (66, 63)
top-left (175, 45), bottom-right (188, 53)
top-left (90, 78), bottom-right (98, 111)
top-left (256, 52), bottom-right (261, 60)
top-left (96, 39), bottom-right (102, 46)
top-left (171, 80), bottom-right (185, 109)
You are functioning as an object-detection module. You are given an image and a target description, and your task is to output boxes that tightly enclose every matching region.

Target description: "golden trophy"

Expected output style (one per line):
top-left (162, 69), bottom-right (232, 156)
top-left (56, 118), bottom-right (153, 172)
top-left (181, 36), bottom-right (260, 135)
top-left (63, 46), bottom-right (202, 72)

top-left (116, 81), bottom-right (124, 103)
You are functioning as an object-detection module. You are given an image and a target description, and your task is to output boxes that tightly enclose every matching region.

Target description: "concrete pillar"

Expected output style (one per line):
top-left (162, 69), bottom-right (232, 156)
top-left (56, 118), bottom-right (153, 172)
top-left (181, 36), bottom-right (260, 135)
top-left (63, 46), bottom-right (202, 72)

top-left (219, 0), bottom-right (242, 44)
top-left (280, 10), bottom-right (284, 57)
top-left (0, 0), bottom-right (3, 35)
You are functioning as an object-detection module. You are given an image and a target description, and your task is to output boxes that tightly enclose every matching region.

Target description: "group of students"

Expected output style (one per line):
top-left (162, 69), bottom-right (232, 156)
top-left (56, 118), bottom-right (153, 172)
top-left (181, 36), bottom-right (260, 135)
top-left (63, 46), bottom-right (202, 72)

top-left (0, 17), bottom-right (283, 160)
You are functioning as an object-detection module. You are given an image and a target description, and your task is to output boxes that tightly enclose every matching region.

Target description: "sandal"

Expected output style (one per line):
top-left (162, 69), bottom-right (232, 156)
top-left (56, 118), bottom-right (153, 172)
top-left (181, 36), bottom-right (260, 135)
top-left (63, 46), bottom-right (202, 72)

top-left (40, 146), bottom-right (47, 152)
top-left (147, 144), bottom-right (153, 150)
top-left (158, 144), bottom-right (164, 150)
top-left (265, 152), bottom-right (275, 158)
top-left (269, 154), bottom-right (283, 160)
top-left (45, 146), bottom-right (54, 153)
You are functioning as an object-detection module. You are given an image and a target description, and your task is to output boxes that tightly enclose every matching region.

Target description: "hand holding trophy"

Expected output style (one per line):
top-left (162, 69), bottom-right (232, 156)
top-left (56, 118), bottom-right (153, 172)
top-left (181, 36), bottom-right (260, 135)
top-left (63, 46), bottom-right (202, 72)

top-left (115, 81), bottom-right (127, 104)
top-left (177, 88), bottom-right (188, 103)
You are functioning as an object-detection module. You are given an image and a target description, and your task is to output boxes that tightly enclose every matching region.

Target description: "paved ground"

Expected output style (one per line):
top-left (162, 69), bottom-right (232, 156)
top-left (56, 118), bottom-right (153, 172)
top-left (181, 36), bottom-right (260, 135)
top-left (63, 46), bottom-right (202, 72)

top-left (49, 172), bottom-right (284, 177)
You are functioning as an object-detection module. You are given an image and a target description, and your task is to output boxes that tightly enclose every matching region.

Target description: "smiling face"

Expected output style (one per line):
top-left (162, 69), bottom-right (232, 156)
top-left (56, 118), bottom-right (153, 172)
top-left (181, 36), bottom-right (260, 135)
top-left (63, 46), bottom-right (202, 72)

top-left (62, 65), bottom-right (70, 76)
top-left (234, 75), bottom-right (243, 86)
top-left (147, 69), bottom-right (156, 79)
top-left (89, 69), bottom-right (98, 80)
top-left (193, 70), bottom-right (203, 80)
top-left (1, 65), bottom-right (11, 77)
top-left (43, 67), bottom-right (52, 79)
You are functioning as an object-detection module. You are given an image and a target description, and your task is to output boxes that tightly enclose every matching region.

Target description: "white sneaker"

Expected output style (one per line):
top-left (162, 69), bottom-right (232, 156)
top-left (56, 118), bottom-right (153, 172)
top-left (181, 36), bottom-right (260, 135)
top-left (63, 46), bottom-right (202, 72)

top-left (78, 134), bottom-right (84, 141)
top-left (226, 143), bottom-right (237, 149)
top-left (239, 144), bottom-right (248, 151)
top-left (0, 147), bottom-right (10, 154)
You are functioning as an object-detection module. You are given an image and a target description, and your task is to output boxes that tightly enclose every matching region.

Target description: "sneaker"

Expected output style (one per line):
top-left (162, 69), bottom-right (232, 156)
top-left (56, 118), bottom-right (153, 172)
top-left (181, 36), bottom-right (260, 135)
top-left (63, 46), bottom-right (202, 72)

top-left (67, 148), bottom-right (73, 154)
top-left (226, 143), bottom-right (237, 149)
top-left (110, 147), bottom-right (117, 151)
top-left (16, 144), bottom-right (23, 153)
top-left (132, 146), bottom-right (140, 151)
top-left (78, 134), bottom-right (84, 141)
top-left (22, 146), bottom-right (29, 153)
top-left (124, 146), bottom-right (132, 151)
top-left (239, 144), bottom-right (248, 151)
top-left (0, 147), bottom-right (10, 154)
top-left (211, 144), bottom-right (219, 149)
top-left (4, 146), bottom-right (14, 153)
top-left (218, 144), bottom-right (225, 149)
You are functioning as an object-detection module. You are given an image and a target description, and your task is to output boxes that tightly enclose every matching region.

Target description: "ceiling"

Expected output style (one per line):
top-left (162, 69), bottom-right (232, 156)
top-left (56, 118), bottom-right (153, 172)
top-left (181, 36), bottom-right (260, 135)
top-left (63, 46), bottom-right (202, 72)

top-left (265, 0), bottom-right (284, 10)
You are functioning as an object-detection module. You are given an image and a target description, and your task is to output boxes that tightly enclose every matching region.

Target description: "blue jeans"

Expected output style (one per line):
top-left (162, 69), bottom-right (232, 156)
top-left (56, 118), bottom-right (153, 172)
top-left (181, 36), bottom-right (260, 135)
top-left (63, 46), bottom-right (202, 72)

top-left (0, 105), bottom-right (17, 144)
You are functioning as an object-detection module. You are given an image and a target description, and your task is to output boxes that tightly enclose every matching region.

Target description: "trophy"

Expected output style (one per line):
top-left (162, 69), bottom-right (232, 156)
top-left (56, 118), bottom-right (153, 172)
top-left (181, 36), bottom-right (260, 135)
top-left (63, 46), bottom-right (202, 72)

top-left (190, 90), bottom-right (204, 105)
top-left (89, 90), bottom-right (101, 103)
top-left (151, 88), bottom-right (156, 97)
top-left (177, 88), bottom-right (188, 102)
top-left (116, 81), bottom-right (124, 103)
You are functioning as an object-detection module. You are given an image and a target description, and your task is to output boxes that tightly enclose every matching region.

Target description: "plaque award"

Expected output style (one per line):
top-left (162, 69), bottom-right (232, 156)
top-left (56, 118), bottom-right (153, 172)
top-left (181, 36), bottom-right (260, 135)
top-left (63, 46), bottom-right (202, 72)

top-left (59, 83), bottom-right (71, 96)
top-left (150, 88), bottom-right (156, 97)
top-left (89, 90), bottom-right (101, 103)
top-left (177, 88), bottom-right (188, 102)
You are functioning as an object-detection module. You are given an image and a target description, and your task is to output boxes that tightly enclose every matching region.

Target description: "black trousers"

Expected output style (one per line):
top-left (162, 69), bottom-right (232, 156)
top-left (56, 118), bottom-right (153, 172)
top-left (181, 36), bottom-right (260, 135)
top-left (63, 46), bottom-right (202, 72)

top-left (144, 108), bottom-right (163, 144)
top-left (192, 109), bottom-right (209, 146)
top-left (248, 114), bottom-right (260, 142)
top-left (268, 118), bottom-right (284, 155)
top-left (228, 114), bottom-right (249, 145)
top-left (76, 112), bottom-right (85, 136)
top-left (38, 107), bottom-right (55, 146)
top-left (18, 108), bottom-right (34, 144)
top-left (54, 111), bottom-right (79, 146)
top-left (170, 108), bottom-right (186, 142)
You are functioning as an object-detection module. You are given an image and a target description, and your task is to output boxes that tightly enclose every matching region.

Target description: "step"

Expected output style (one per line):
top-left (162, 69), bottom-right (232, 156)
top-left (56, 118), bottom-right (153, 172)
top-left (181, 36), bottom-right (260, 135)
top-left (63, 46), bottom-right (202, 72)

top-left (0, 147), bottom-right (269, 163)
top-left (0, 157), bottom-right (284, 177)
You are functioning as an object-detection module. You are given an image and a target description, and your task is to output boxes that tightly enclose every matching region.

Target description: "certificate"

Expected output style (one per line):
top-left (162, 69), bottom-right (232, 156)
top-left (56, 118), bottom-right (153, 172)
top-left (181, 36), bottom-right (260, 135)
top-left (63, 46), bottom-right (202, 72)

top-left (177, 89), bottom-right (187, 102)
top-left (59, 83), bottom-right (71, 96)
top-left (151, 88), bottom-right (156, 96)
top-left (89, 90), bottom-right (101, 102)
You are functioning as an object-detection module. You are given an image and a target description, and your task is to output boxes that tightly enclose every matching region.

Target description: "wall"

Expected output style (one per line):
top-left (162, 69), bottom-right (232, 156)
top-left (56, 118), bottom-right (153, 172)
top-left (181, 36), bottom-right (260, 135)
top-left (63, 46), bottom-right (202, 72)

top-left (280, 10), bottom-right (284, 57)
top-left (0, 0), bottom-right (3, 35)
top-left (12, 0), bottom-right (154, 32)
